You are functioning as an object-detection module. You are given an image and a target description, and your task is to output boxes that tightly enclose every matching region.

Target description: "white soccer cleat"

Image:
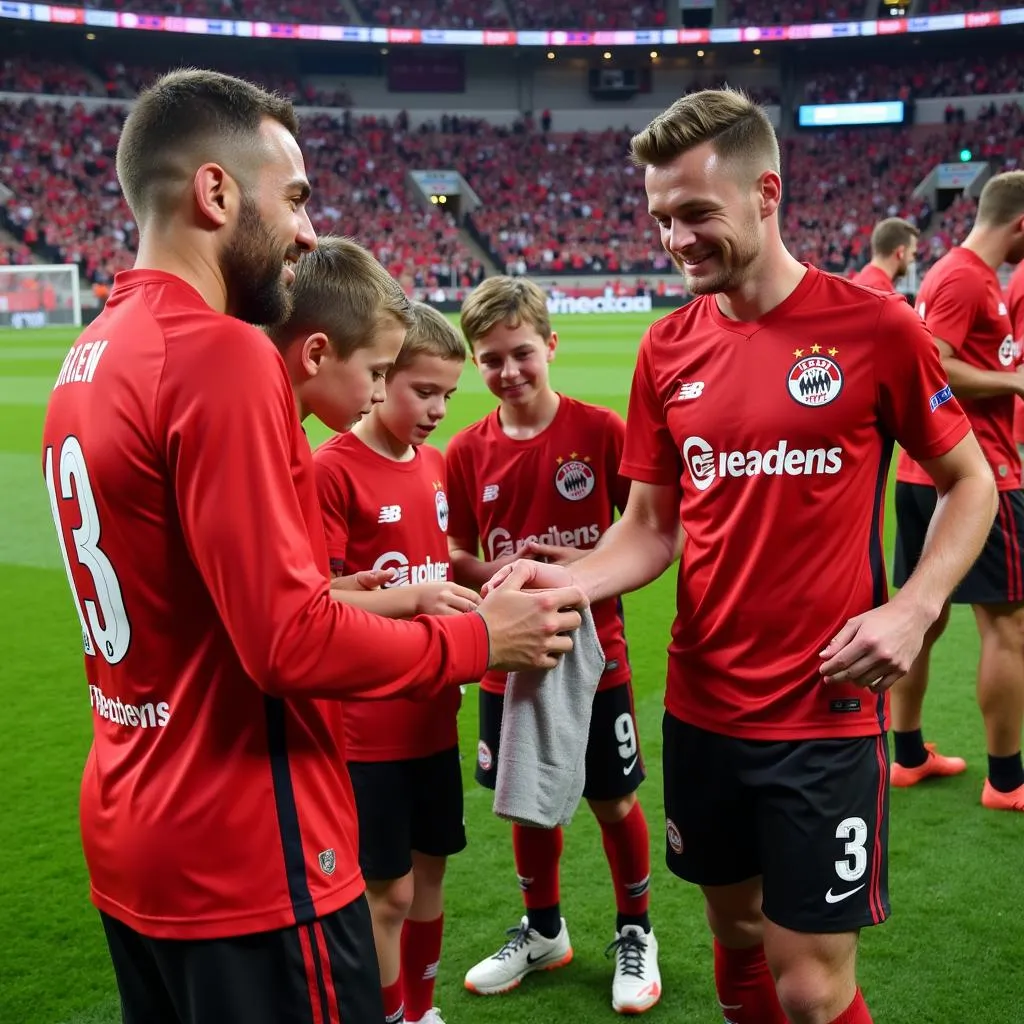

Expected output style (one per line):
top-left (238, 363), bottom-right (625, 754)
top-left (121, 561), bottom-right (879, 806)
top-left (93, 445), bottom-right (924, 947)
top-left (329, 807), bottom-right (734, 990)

top-left (608, 925), bottom-right (662, 1014)
top-left (464, 915), bottom-right (573, 995)
top-left (405, 1010), bottom-right (446, 1024)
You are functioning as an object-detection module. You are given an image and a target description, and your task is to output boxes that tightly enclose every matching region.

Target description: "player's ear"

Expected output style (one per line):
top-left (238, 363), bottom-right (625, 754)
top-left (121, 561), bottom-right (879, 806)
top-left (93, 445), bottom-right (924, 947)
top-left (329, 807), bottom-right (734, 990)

top-left (300, 333), bottom-right (331, 376)
top-left (546, 331), bottom-right (558, 362)
top-left (193, 163), bottom-right (233, 228)
top-left (759, 170), bottom-right (782, 219)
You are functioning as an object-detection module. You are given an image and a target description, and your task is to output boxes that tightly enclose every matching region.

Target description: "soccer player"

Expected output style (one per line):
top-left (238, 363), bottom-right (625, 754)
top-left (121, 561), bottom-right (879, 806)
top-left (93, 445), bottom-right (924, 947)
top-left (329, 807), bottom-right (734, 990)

top-left (269, 233), bottom-right (412, 436)
top-left (313, 303), bottom-right (472, 1024)
top-left (447, 276), bottom-right (663, 1015)
top-left (41, 69), bottom-right (584, 1024)
top-left (1009, 262), bottom-right (1024, 464)
top-left (851, 218), bottom-right (920, 293)
top-left (892, 171), bottom-right (1024, 805)
top-left (485, 89), bottom-right (996, 1024)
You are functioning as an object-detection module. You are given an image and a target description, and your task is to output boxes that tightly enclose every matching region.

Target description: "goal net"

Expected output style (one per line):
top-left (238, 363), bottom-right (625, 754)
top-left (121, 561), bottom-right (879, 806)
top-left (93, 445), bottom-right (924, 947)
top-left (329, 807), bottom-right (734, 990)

top-left (0, 264), bottom-right (82, 329)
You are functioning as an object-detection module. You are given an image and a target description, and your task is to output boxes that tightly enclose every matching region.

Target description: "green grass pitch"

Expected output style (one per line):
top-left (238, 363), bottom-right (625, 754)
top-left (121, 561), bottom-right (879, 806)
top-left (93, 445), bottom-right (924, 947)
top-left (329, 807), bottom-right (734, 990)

top-left (1, 313), bottom-right (1022, 1024)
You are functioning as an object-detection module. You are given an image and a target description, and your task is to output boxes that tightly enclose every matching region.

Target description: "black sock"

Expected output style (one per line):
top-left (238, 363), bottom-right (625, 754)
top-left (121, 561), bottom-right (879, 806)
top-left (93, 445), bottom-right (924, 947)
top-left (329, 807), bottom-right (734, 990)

top-left (987, 752), bottom-right (1024, 793)
top-left (616, 912), bottom-right (651, 934)
top-left (527, 905), bottom-right (562, 939)
top-left (894, 729), bottom-right (928, 768)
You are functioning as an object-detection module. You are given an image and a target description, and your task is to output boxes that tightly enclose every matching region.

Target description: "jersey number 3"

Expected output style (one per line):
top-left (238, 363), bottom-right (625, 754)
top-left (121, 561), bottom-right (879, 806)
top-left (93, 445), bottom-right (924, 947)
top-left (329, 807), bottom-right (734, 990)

top-left (44, 437), bottom-right (131, 664)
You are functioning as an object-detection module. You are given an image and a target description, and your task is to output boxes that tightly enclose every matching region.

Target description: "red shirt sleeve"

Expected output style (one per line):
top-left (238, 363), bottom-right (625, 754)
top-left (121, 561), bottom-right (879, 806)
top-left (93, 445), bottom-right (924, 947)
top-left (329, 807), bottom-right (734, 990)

top-left (1009, 267), bottom-right (1024, 341)
top-left (920, 267), bottom-right (984, 353)
top-left (159, 325), bottom-right (489, 700)
top-left (875, 295), bottom-right (971, 463)
top-left (604, 409), bottom-right (631, 514)
top-left (444, 433), bottom-right (479, 552)
top-left (313, 447), bottom-right (351, 577)
top-left (620, 327), bottom-right (683, 485)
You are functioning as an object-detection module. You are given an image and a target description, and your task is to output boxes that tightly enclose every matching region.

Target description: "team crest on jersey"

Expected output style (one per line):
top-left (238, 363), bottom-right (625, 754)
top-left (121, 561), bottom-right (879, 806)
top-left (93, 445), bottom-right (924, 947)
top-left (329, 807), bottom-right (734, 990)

top-left (787, 348), bottom-right (843, 407)
top-left (554, 453), bottom-right (596, 501)
top-left (433, 480), bottom-right (449, 532)
top-left (666, 819), bottom-right (683, 855)
top-left (318, 848), bottom-right (336, 875)
top-left (477, 740), bottom-right (493, 772)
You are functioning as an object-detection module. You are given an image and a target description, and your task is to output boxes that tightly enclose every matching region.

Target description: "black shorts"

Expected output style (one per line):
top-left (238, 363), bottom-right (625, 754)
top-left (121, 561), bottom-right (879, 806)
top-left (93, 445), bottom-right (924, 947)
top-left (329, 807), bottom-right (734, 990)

top-left (348, 745), bottom-right (466, 882)
top-left (475, 683), bottom-right (645, 802)
top-left (894, 482), bottom-right (1024, 604)
top-left (101, 896), bottom-right (381, 1024)
top-left (662, 714), bottom-right (890, 935)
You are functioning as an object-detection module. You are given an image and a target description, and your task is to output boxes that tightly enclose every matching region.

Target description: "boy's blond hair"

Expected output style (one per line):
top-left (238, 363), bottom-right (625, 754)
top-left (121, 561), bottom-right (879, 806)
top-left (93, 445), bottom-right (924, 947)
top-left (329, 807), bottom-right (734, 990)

top-left (392, 301), bottom-right (467, 375)
top-left (267, 235), bottom-right (413, 356)
top-left (459, 276), bottom-right (552, 349)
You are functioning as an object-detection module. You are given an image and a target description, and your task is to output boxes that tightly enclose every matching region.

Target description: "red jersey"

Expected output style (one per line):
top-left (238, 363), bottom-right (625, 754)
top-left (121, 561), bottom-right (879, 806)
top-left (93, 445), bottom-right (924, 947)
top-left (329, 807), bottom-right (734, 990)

top-left (313, 434), bottom-right (460, 762)
top-left (41, 270), bottom-right (488, 940)
top-left (851, 264), bottom-right (895, 293)
top-left (620, 266), bottom-right (969, 741)
top-left (1008, 263), bottom-right (1024, 446)
top-left (446, 394), bottom-right (631, 695)
top-left (896, 247), bottom-right (1019, 488)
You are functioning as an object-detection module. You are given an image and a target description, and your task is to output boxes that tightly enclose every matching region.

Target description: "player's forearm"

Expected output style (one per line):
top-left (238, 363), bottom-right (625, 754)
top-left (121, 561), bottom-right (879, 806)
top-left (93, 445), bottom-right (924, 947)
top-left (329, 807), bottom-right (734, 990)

top-left (330, 586), bottom-right (418, 620)
top-left (258, 590), bottom-right (489, 700)
top-left (572, 515), bottom-right (679, 604)
top-left (450, 548), bottom-right (500, 590)
top-left (897, 471), bottom-right (998, 620)
top-left (943, 357), bottom-right (1022, 399)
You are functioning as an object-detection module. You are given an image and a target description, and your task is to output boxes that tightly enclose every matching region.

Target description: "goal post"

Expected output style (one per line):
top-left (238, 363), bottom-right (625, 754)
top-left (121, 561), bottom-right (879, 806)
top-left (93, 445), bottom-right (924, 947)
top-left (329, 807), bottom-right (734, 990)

top-left (0, 263), bottom-right (82, 329)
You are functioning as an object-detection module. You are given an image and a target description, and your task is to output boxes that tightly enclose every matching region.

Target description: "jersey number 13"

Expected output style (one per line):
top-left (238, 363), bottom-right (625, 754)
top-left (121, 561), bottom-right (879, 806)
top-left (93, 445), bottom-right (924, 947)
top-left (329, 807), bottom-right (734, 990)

top-left (44, 436), bottom-right (131, 664)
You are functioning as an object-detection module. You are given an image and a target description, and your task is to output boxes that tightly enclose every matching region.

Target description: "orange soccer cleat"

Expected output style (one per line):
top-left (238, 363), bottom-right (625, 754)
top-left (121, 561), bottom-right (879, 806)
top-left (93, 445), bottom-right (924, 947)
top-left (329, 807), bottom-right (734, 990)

top-left (890, 743), bottom-right (967, 787)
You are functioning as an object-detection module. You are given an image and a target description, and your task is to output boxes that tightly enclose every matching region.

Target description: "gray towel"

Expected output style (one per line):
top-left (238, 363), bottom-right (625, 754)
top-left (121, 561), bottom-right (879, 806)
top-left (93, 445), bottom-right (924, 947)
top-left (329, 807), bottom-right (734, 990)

top-left (493, 605), bottom-right (605, 829)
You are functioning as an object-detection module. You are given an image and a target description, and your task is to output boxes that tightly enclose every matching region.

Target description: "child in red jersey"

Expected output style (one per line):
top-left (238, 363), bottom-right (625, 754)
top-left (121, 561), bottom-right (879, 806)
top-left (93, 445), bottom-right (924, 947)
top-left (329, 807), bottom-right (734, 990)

top-left (446, 276), bottom-right (662, 1015)
top-left (313, 302), bottom-right (471, 1024)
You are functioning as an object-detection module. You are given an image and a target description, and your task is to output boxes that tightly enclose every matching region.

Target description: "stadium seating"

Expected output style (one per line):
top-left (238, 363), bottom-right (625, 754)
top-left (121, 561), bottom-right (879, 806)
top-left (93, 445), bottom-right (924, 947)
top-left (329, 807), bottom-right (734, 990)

top-left (919, 0), bottom-right (1020, 12)
top-left (728, 0), bottom-right (865, 26)
top-left (801, 54), bottom-right (1024, 104)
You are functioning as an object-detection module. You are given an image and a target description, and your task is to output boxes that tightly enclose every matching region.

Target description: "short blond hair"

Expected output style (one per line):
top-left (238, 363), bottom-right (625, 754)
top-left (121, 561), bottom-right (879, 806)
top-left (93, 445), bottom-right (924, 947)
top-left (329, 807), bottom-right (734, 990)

top-left (267, 235), bottom-right (413, 357)
top-left (977, 171), bottom-right (1024, 229)
top-left (871, 217), bottom-right (920, 258)
top-left (629, 87), bottom-right (780, 176)
top-left (392, 302), bottom-right (467, 375)
top-left (460, 276), bottom-right (552, 349)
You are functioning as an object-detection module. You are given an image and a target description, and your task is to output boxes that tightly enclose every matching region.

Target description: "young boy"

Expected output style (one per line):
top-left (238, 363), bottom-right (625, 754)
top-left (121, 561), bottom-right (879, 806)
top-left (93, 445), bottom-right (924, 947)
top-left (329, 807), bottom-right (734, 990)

top-left (446, 276), bottom-right (662, 1015)
top-left (312, 301), bottom-right (472, 1024)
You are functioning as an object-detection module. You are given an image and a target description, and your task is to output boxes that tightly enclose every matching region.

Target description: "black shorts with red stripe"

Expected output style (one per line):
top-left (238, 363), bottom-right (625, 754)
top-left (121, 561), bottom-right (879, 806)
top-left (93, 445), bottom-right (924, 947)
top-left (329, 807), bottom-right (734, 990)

top-left (100, 895), bottom-right (382, 1024)
top-left (662, 714), bottom-right (890, 934)
top-left (894, 482), bottom-right (1024, 604)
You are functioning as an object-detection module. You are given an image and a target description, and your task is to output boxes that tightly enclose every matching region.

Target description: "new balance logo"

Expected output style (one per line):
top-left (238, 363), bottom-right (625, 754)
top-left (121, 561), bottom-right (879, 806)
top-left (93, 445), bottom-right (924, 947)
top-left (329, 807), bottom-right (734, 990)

top-left (378, 505), bottom-right (402, 523)
top-left (625, 875), bottom-right (651, 899)
top-left (482, 484), bottom-right (500, 502)
top-left (677, 381), bottom-right (705, 400)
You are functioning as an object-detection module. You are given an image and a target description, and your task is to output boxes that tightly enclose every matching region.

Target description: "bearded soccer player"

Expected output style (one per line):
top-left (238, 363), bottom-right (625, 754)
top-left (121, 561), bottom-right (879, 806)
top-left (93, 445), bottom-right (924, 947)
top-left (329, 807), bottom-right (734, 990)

top-left (892, 172), bottom-right (1024, 806)
top-left (485, 89), bottom-right (996, 1024)
top-left (851, 218), bottom-right (920, 294)
top-left (1009, 262), bottom-right (1024, 463)
top-left (41, 70), bottom-right (584, 1024)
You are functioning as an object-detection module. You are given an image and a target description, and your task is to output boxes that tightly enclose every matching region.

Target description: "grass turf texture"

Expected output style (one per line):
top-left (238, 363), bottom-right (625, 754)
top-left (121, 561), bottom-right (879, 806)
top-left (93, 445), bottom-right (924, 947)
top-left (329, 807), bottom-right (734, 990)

top-left (1, 315), bottom-right (1021, 1024)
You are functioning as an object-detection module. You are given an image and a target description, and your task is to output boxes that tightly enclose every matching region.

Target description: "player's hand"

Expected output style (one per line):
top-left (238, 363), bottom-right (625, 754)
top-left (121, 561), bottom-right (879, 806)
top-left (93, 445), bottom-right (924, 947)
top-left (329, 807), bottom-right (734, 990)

top-left (482, 557), bottom-right (580, 597)
top-left (477, 561), bottom-right (587, 671)
top-left (412, 581), bottom-right (482, 616)
top-left (330, 569), bottom-right (397, 591)
top-left (818, 599), bottom-right (934, 693)
top-left (520, 540), bottom-right (588, 565)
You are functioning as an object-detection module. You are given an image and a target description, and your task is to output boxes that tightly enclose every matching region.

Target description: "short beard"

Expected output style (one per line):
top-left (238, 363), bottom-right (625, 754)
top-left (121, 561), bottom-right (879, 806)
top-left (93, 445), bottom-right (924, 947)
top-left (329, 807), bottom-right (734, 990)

top-left (674, 217), bottom-right (761, 295)
top-left (221, 193), bottom-right (293, 327)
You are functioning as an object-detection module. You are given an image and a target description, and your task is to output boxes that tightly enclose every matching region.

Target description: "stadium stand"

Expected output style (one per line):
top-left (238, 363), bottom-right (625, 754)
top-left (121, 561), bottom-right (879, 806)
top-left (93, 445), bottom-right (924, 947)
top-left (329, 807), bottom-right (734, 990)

top-left (919, 0), bottom-right (1020, 12)
top-left (728, 0), bottom-right (865, 26)
top-left (801, 55), bottom-right (1024, 104)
